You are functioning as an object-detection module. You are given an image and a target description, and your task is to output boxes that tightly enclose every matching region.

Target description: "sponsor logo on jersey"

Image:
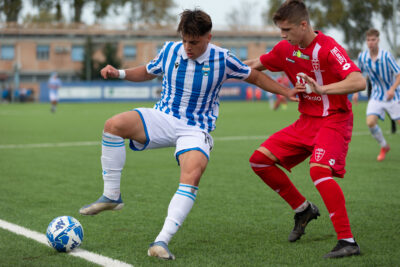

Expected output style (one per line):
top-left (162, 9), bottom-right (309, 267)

top-left (286, 57), bottom-right (295, 63)
top-left (293, 50), bottom-right (310, 60)
top-left (329, 159), bottom-right (336, 166)
top-left (330, 47), bottom-right (347, 65)
top-left (315, 148), bottom-right (325, 161)
top-left (302, 93), bottom-right (322, 101)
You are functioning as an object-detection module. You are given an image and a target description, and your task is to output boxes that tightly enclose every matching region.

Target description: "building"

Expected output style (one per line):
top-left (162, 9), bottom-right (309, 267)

top-left (0, 23), bottom-right (280, 101)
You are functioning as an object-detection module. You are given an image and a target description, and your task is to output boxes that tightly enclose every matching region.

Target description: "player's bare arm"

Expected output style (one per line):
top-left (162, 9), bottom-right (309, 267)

top-left (387, 73), bottom-right (400, 100)
top-left (297, 72), bottom-right (366, 95)
top-left (101, 65), bottom-right (157, 82)
top-left (351, 92), bottom-right (359, 105)
top-left (243, 58), bottom-right (266, 71)
top-left (245, 69), bottom-right (303, 101)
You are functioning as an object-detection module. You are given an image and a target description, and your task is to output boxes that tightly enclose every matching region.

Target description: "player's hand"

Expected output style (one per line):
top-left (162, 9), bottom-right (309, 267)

top-left (387, 88), bottom-right (395, 101)
top-left (296, 73), bottom-right (324, 94)
top-left (100, 65), bottom-right (119, 79)
top-left (352, 93), bottom-right (359, 105)
top-left (287, 87), bottom-right (304, 102)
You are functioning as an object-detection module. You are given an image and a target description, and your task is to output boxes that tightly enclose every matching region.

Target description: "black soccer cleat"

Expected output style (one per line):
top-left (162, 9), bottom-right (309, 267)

top-left (288, 202), bottom-right (320, 242)
top-left (324, 240), bottom-right (361, 258)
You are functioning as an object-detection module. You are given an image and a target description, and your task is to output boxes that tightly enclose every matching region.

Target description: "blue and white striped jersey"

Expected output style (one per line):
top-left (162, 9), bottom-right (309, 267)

top-left (146, 41), bottom-right (251, 132)
top-left (358, 49), bottom-right (400, 101)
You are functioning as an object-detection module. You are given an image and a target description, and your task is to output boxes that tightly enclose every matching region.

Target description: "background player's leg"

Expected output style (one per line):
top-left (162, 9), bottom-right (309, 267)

top-left (367, 115), bottom-right (390, 161)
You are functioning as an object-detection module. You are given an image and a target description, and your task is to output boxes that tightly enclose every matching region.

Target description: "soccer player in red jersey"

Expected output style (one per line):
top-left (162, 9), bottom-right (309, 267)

top-left (245, 0), bottom-right (366, 258)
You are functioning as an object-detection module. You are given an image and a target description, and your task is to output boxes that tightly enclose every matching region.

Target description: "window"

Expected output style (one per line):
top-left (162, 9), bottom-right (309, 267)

top-left (37, 45), bottom-right (49, 60)
top-left (156, 45), bottom-right (164, 54)
top-left (1, 45), bottom-right (14, 60)
top-left (228, 46), bottom-right (248, 60)
top-left (229, 47), bottom-right (238, 56)
top-left (238, 47), bottom-right (248, 60)
top-left (123, 45), bottom-right (137, 60)
top-left (71, 45), bottom-right (84, 61)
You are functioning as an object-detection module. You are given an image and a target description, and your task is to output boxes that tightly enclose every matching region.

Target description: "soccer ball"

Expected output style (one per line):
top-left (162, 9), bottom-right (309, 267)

top-left (46, 216), bottom-right (84, 252)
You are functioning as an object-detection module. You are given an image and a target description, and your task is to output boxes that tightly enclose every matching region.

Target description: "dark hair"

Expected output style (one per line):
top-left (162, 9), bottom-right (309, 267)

top-left (177, 9), bottom-right (212, 37)
top-left (366, 28), bottom-right (379, 37)
top-left (273, 0), bottom-right (310, 25)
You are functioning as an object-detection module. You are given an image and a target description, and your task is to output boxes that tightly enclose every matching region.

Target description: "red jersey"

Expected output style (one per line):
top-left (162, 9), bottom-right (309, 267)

top-left (260, 31), bottom-right (360, 117)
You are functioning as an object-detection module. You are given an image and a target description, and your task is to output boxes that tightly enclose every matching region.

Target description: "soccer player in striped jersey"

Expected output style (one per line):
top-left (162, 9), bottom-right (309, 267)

top-left (79, 9), bottom-right (300, 260)
top-left (245, 0), bottom-right (366, 259)
top-left (353, 28), bottom-right (400, 161)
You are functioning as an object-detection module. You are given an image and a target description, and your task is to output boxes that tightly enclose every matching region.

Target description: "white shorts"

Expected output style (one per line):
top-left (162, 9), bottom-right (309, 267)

top-left (367, 99), bottom-right (400, 121)
top-left (49, 89), bottom-right (58, 102)
top-left (129, 108), bottom-right (214, 162)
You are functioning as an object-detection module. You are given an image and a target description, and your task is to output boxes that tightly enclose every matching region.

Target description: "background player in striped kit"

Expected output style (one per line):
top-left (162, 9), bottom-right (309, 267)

top-left (245, 0), bottom-right (366, 259)
top-left (79, 9), bottom-right (300, 260)
top-left (353, 28), bottom-right (400, 161)
top-left (47, 72), bottom-right (62, 113)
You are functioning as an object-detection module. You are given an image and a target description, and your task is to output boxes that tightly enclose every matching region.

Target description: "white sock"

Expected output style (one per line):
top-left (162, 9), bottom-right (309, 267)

top-left (155, 183), bottom-right (198, 244)
top-left (101, 132), bottom-right (126, 200)
top-left (294, 200), bottom-right (309, 213)
top-left (341, 238), bottom-right (355, 243)
top-left (369, 125), bottom-right (387, 147)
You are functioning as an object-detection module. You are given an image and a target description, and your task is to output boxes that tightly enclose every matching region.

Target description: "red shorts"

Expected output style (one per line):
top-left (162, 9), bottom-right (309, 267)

top-left (261, 112), bottom-right (353, 178)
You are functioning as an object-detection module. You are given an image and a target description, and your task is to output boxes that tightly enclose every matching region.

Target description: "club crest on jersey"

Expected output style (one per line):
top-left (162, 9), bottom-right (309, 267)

top-left (202, 65), bottom-right (210, 76)
top-left (174, 62), bottom-right (179, 68)
top-left (293, 50), bottom-right (310, 60)
top-left (315, 148), bottom-right (325, 162)
top-left (312, 59), bottom-right (320, 71)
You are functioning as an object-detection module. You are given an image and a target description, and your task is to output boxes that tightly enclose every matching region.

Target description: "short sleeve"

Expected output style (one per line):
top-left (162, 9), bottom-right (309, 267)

top-left (260, 44), bottom-right (284, 72)
top-left (225, 51), bottom-right (251, 80)
top-left (386, 52), bottom-right (400, 75)
top-left (357, 52), bottom-right (365, 73)
top-left (146, 42), bottom-right (168, 76)
top-left (328, 45), bottom-right (360, 80)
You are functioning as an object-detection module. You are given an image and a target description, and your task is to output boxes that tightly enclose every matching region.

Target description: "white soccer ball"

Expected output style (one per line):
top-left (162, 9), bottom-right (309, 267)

top-left (46, 216), bottom-right (84, 252)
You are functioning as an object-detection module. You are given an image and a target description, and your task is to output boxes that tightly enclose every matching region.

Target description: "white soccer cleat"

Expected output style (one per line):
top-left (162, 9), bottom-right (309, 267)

top-left (79, 195), bottom-right (124, 215)
top-left (148, 241), bottom-right (175, 260)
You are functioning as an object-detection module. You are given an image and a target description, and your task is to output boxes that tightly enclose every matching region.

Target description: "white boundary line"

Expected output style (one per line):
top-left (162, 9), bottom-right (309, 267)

top-left (0, 131), bottom-right (374, 150)
top-left (0, 218), bottom-right (133, 267)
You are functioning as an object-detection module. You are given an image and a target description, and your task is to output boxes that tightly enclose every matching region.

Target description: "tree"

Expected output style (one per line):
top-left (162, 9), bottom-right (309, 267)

top-left (0, 0), bottom-right (22, 22)
top-left (124, 0), bottom-right (176, 29)
top-left (80, 36), bottom-right (97, 81)
top-left (226, 1), bottom-right (255, 31)
top-left (263, 0), bottom-right (400, 58)
top-left (95, 43), bottom-right (121, 80)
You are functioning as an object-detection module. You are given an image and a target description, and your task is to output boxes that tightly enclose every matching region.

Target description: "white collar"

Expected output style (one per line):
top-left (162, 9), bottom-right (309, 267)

top-left (180, 43), bottom-right (211, 64)
top-left (368, 48), bottom-right (383, 61)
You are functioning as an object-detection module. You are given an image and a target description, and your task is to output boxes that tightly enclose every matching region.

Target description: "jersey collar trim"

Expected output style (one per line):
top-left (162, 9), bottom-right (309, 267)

top-left (180, 43), bottom-right (211, 64)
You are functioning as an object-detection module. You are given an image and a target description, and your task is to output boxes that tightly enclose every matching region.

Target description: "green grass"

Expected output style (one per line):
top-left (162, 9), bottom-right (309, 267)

top-left (0, 101), bottom-right (399, 266)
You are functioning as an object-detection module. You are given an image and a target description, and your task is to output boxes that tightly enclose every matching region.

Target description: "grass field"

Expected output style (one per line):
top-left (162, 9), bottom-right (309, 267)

top-left (0, 101), bottom-right (399, 266)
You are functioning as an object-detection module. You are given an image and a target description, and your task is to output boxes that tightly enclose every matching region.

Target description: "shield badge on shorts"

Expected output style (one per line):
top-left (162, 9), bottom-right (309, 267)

top-left (315, 148), bottom-right (325, 162)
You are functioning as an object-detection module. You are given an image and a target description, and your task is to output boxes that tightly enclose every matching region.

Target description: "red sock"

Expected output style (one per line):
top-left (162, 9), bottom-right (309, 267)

top-left (249, 150), bottom-right (306, 209)
top-left (310, 166), bottom-right (353, 239)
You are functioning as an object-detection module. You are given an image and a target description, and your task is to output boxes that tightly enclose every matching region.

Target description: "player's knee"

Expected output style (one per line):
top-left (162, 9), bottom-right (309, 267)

top-left (104, 117), bottom-right (125, 136)
top-left (249, 150), bottom-right (276, 169)
top-left (310, 165), bottom-right (332, 183)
